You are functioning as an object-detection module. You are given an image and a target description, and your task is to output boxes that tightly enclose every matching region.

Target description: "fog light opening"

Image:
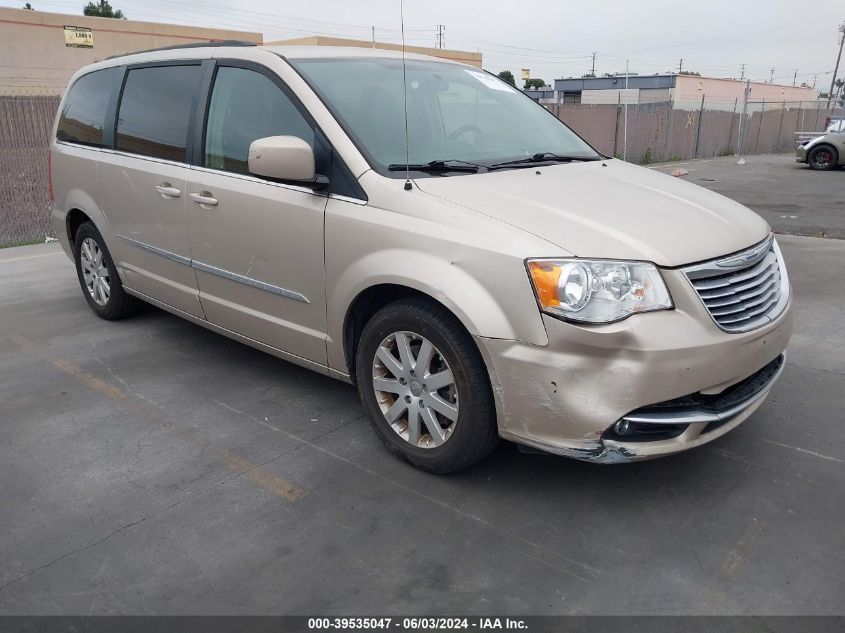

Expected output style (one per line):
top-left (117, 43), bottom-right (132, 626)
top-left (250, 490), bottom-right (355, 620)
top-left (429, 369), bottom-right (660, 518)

top-left (614, 419), bottom-right (631, 436)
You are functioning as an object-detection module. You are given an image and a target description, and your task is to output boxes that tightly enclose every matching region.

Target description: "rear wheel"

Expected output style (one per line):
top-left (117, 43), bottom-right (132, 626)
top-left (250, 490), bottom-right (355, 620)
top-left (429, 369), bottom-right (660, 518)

top-left (73, 222), bottom-right (143, 320)
top-left (807, 145), bottom-right (838, 170)
top-left (355, 297), bottom-right (498, 474)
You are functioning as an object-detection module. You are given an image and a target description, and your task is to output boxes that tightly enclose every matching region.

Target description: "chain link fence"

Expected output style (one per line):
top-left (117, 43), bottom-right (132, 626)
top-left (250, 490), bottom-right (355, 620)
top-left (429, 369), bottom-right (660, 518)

top-left (0, 92), bottom-right (842, 247)
top-left (1, 94), bottom-right (59, 247)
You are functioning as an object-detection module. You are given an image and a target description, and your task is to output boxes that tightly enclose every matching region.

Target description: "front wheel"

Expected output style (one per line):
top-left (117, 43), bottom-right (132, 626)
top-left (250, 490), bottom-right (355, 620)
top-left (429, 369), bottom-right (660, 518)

top-left (355, 297), bottom-right (498, 474)
top-left (807, 145), bottom-right (838, 170)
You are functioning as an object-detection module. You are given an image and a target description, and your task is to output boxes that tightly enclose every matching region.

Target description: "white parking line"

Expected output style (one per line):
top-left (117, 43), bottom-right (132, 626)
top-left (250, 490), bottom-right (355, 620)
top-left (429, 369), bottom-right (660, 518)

top-left (761, 438), bottom-right (844, 463)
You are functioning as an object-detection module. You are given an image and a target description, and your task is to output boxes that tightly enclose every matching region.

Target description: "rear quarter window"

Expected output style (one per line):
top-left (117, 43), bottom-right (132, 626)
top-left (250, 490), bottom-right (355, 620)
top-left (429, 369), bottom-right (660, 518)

top-left (56, 67), bottom-right (122, 147)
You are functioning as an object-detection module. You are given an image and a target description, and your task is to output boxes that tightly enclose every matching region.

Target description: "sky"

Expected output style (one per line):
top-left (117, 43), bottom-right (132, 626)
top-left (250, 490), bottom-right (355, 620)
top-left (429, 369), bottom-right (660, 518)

top-left (4, 0), bottom-right (844, 88)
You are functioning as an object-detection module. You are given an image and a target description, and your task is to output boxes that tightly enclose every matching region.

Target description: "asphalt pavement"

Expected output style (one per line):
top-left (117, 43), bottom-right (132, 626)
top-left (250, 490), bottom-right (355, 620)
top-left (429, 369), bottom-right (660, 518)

top-left (649, 153), bottom-right (844, 239)
top-left (1, 231), bottom-right (843, 615)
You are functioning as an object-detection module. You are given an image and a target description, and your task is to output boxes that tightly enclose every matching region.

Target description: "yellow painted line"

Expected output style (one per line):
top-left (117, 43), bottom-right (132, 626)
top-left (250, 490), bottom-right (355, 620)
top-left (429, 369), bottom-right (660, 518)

top-left (53, 358), bottom-right (137, 403)
top-left (214, 447), bottom-right (307, 502)
top-left (49, 355), bottom-right (307, 502)
top-left (0, 251), bottom-right (64, 264)
top-left (721, 517), bottom-right (763, 578)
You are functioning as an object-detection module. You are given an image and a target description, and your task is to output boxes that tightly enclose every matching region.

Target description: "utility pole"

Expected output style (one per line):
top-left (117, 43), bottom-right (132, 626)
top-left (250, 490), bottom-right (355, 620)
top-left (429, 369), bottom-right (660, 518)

top-left (793, 69), bottom-right (798, 86)
top-left (769, 68), bottom-right (775, 83)
top-left (436, 24), bottom-right (445, 49)
top-left (813, 73), bottom-right (818, 89)
top-left (591, 51), bottom-right (597, 76)
top-left (740, 63), bottom-right (746, 80)
top-left (826, 22), bottom-right (845, 109)
top-left (736, 79), bottom-right (751, 155)
top-left (371, 26), bottom-right (375, 48)
top-left (623, 59), bottom-right (629, 161)
top-left (678, 58), bottom-right (683, 74)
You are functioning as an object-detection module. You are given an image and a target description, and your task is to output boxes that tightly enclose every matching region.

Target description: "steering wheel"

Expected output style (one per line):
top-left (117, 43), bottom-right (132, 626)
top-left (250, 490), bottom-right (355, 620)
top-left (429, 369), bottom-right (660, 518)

top-left (448, 124), bottom-right (483, 142)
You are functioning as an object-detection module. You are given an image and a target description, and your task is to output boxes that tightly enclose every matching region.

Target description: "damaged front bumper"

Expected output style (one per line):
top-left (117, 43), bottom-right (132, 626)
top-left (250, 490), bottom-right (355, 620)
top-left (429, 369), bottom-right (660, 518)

top-left (510, 354), bottom-right (785, 463)
top-left (476, 268), bottom-right (793, 463)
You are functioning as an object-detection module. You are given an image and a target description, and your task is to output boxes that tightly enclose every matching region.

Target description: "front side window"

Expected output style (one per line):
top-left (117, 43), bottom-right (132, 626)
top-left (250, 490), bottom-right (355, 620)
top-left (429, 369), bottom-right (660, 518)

top-left (56, 67), bottom-right (122, 147)
top-left (204, 66), bottom-right (314, 175)
top-left (289, 58), bottom-right (601, 176)
top-left (116, 65), bottom-right (202, 162)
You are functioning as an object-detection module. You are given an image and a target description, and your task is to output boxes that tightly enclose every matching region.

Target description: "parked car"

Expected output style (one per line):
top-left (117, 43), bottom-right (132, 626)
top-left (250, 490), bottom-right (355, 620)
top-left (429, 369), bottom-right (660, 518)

top-left (824, 116), bottom-right (844, 133)
top-left (49, 43), bottom-right (793, 473)
top-left (796, 132), bottom-right (845, 170)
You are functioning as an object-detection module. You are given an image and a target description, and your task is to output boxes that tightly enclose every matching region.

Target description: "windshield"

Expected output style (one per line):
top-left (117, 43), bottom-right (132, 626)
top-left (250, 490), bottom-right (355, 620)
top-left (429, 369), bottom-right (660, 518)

top-left (288, 57), bottom-right (601, 176)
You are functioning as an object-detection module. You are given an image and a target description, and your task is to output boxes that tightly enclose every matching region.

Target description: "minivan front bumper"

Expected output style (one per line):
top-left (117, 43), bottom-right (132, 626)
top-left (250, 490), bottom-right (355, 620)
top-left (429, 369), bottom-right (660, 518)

top-left (477, 268), bottom-right (793, 463)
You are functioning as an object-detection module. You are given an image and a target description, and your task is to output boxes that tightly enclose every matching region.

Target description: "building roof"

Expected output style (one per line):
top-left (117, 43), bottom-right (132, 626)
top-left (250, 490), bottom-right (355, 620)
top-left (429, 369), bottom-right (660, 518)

top-left (262, 45), bottom-right (466, 65)
top-left (554, 73), bottom-right (814, 91)
top-left (265, 35), bottom-right (482, 67)
top-left (554, 74), bottom-right (676, 91)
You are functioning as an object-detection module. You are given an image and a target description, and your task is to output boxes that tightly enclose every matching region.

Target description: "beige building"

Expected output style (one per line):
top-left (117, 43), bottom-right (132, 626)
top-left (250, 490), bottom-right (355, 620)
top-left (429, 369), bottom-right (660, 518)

top-left (267, 36), bottom-right (482, 68)
top-left (671, 75), bottom-right (818, 110)
top-left (548, 73), bottom-right (819, 111)
top-left (0, 7), bottom-right (262, 95)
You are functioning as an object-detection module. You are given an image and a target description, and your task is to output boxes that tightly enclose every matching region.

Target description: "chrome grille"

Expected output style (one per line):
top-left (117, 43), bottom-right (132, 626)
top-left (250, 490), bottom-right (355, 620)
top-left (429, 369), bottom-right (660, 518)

top-left (683, 236), bottom-right (788, 333)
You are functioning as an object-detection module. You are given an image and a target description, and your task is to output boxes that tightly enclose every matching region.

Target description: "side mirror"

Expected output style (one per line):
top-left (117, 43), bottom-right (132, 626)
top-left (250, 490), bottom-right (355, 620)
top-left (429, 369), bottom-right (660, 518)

top-left (248, 136), bottom-right (326, 188)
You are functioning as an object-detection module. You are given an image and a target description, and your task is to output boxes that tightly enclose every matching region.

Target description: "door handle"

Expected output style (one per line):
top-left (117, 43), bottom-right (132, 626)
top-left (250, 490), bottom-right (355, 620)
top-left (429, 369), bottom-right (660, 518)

top-left (155, 183), bottom-right (182, 198)
top-left (189, 191), bottom-right (218, 207)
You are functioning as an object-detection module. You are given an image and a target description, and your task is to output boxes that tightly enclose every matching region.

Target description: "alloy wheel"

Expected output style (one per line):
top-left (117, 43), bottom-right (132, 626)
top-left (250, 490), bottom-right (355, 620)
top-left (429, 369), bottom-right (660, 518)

top-left (371, 331), bottom-right (458, 449)
top-left (80, 237), bottom-right (110, 306)
top-left (811, 149), bottom-right (833, 169)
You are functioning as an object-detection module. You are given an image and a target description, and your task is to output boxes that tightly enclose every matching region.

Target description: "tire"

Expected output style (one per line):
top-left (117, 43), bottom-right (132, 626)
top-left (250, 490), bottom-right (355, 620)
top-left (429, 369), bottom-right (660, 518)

top-left (807, 145), bottom-right (838, 171)
top-left (73, 221), bottom-right (143, 320)
top-left (355, 297), bottom-right (498, 474)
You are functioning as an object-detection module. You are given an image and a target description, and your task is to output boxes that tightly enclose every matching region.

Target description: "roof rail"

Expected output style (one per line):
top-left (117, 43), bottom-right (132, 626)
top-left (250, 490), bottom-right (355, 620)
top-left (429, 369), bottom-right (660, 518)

top-left (106, 40), bottom-right (257, 60)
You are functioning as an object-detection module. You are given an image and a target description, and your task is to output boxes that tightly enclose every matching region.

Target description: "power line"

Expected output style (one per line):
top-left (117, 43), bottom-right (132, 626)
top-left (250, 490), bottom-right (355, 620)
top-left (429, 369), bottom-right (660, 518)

top-left (445, 31), bottom-right (593, 56)
top-left (7, 0), bottom-right (832, 89)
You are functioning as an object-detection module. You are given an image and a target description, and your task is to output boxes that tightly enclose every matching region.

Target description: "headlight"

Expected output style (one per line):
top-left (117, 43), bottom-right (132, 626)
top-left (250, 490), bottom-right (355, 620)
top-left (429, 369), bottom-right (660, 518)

top-left (526, 259), bottom-right (673, 324)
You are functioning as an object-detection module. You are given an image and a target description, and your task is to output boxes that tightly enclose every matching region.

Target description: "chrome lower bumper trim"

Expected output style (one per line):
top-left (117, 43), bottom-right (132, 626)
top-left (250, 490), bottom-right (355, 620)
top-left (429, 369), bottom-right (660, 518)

top-left (508, 353), bottom-right (786, 464)
top-left (619, 353), bottom-right (785, 426)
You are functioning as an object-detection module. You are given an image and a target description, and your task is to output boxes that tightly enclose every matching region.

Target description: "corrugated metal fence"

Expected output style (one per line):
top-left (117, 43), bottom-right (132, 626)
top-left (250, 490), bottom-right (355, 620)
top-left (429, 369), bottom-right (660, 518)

top-left (546, 100), bottom-right (840, 164)
top-left (0, 94), bottom-right (841, 247)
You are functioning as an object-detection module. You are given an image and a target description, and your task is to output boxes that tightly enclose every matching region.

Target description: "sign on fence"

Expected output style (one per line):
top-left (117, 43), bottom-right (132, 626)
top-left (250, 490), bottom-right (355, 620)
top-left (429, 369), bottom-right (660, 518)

top-left (63, 25), bottom-right (93, 48)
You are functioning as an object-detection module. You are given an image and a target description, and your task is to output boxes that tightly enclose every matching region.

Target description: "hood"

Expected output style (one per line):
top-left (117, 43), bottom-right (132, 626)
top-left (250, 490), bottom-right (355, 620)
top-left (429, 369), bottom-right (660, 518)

top-left (414, 159), bottom-right (770, 267)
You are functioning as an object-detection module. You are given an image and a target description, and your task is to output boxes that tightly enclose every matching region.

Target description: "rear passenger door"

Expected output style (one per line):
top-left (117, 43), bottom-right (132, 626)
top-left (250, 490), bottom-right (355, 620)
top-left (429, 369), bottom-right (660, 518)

top-left (185, 62), bottom-right (329, 365)
top-left (98, 62), bottom-right (205, 317)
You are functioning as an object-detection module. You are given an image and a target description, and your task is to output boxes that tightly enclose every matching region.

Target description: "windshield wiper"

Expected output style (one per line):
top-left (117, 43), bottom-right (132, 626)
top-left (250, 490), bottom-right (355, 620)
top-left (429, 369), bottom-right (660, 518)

top-left (490, 152), bottom-right (600, 169)
top-left (388, 159), bottom-right (484, 173)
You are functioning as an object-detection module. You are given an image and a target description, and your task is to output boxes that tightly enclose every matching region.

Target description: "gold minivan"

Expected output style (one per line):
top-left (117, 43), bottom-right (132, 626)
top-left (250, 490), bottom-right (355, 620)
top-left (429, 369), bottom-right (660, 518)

top-left (50, 43), bottom-right (792, 472)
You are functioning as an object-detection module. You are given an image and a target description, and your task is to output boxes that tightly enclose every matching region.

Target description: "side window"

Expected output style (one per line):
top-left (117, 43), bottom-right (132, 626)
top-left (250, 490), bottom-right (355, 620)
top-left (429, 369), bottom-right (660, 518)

top-left (116, 65), bottom-right (202, 162)
top-left (204, 66), bottom-right (315, 175)
top-left (56, 67), bottom-right (122, 147)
